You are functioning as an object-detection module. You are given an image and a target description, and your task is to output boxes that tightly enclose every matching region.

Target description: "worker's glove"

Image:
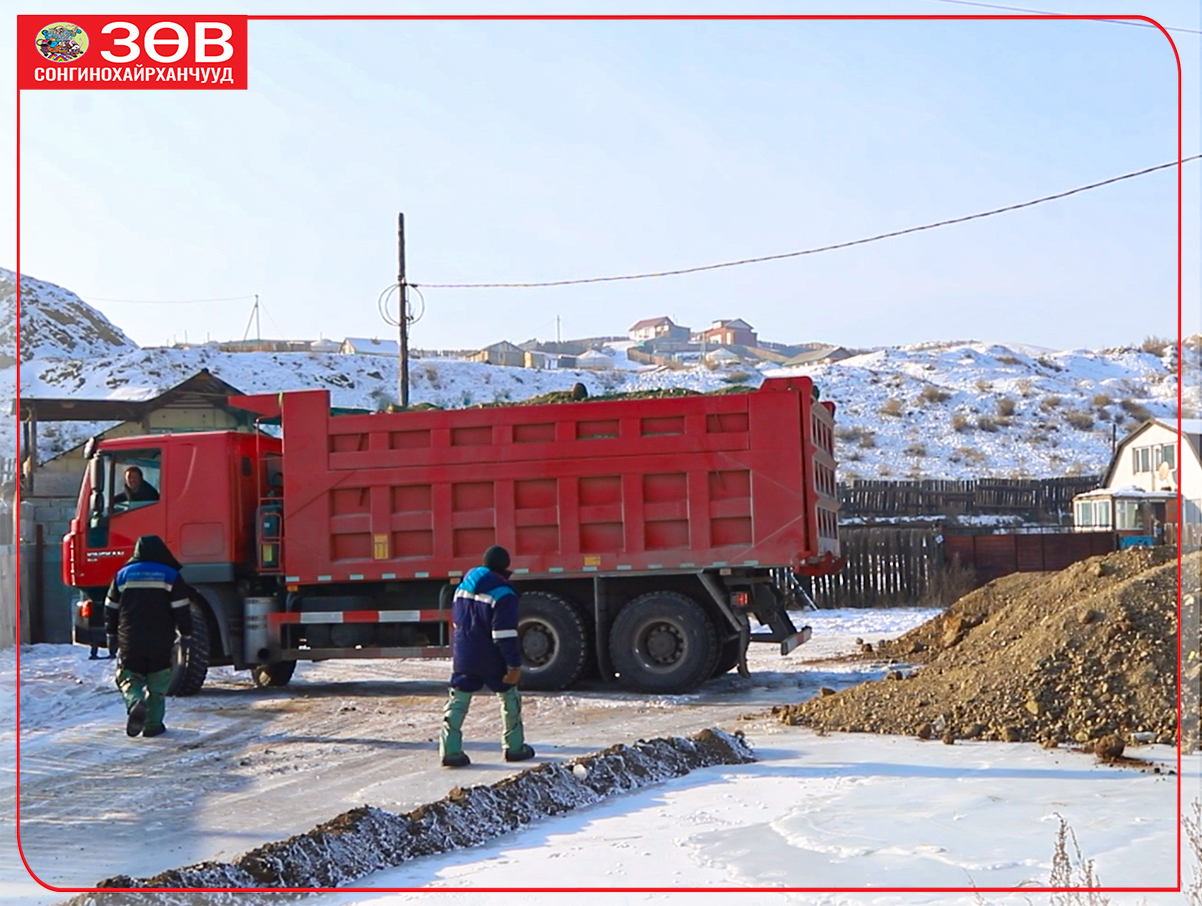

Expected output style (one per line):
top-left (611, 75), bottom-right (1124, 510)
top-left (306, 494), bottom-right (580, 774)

top-left (502, 666), bottom-right (522, 686)
top-left (178, 636), bottom-right (193, 652)
top-left (106, 635), bottom-right (118, 658)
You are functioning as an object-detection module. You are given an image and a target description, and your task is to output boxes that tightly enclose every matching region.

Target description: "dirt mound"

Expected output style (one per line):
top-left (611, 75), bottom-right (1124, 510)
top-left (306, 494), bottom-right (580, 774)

top-left (64, 729), bottom-right (752, 903)
top-left (778, 546), bottom-right (1186, 748)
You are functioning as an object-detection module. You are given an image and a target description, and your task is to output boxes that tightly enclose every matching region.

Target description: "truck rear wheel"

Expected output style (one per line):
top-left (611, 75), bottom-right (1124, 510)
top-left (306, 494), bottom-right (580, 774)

top-left (712, 635), bottom-right (743, 677)
top-left (252, 661), bottom-right (296, 688)
top-left (167, 601), bottom-right (210, 697)
top-left (518, 592), bottom-right (590, 691)
top-left (609, 592), bottom-right (718, 694)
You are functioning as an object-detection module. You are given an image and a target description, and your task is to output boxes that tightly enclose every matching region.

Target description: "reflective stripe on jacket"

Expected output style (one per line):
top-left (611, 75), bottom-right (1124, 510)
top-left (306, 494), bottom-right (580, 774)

top-left (451, 566), bottom-right (521, 683)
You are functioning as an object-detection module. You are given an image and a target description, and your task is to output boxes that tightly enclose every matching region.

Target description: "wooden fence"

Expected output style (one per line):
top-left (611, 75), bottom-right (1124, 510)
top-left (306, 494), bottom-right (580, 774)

top-left (802, 524), bottom-right (1118, 608)
top-left (839, 476), bottom-right (1102, 520)
top-left (803, 525), bottom-right (946, 608)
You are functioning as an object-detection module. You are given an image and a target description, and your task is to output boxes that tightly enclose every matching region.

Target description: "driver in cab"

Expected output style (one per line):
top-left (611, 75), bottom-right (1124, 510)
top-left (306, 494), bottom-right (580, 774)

top-left (113, 466), bottom-right (159, 508)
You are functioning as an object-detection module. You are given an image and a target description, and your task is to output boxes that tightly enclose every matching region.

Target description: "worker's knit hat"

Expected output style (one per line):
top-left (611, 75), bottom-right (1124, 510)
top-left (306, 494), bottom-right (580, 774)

top-left (483, 545), bottom-right (511, 574)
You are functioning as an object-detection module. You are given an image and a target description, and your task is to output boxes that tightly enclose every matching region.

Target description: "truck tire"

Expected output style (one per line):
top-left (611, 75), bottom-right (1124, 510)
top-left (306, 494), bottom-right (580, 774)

top-left (609, 592), bottom-right (718, 694)
top-left (167, 601), bottom-right (210, 697)
top-left (518, 592), bottom-right (590, 691)
top-left (712, 635), bottom-right (743, 677)
top-left (251, 661), bottom-right (296, 688)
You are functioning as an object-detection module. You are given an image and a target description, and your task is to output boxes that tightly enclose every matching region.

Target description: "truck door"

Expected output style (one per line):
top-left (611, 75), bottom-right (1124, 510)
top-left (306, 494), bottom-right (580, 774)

top-left (85, 447), bottom-right (166, 557)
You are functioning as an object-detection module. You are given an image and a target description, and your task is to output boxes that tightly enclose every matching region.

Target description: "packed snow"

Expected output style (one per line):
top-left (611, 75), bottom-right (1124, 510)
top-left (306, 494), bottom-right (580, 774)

top-left (0, 608), bottom-right (1194, 904)
top-left (4, 267), bottom-right (1194, 481)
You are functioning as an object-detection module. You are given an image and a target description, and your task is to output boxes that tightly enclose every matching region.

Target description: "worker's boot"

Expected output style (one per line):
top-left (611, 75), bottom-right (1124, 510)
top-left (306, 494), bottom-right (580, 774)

top-left (440, 688), bottom-right (472, 767)
top-left (499, 687), bottom-right (534, 762)
top-left (116, 668), bottom-right (148, 737)
top-left (142, 668), bottom-right (172, 737)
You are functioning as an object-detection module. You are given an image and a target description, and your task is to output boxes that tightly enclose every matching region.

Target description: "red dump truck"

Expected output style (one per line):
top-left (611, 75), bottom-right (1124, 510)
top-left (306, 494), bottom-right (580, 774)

top-left (64, 376), bottom-right (841, 695)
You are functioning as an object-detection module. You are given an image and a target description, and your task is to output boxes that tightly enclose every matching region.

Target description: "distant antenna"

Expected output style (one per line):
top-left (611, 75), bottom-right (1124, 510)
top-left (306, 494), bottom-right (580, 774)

top-left (242, 294), bottom-right (261, 343)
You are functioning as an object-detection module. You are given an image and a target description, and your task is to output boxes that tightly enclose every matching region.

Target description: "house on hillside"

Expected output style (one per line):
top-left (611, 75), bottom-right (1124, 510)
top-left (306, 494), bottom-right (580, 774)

top-left (1072, 417), bottom-right (1202, 546)
top-left (524, 350), bottom-right (558, 370)
top-left (784, 344), bottom-right (855, 367)
top-left (628, 316), bottom-right (690, 343)
top-left (576, 348), bottom-right (615, 370)
top-left (695, 319), bottom-right (757, 348)
top-left (310, 337), bottom-right (341, 354)
top-left (342, 337), bottom-right (400, 356)
top-left (469, 341), bottom-right (525, 367)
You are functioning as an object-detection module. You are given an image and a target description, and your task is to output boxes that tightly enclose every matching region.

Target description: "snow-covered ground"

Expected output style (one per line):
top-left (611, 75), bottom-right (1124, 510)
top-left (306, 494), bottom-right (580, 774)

top-left (1, 608), bottom-right (1195, 904)
top-left (5, 267), bottom-right (1195, 481)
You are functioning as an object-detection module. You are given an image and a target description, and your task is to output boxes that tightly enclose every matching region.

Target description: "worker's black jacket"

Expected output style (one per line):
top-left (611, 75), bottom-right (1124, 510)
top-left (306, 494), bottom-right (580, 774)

top-left (104, 535), bottom-right (194, 673)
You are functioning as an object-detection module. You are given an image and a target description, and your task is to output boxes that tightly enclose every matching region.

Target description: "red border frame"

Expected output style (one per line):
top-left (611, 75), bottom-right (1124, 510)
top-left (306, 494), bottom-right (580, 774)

top-left (13, 11), bottom-right (1185, 896)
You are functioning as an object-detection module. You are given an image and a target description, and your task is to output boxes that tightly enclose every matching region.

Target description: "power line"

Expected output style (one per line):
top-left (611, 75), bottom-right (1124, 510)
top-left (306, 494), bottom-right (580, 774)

top-left (413, 154), bottom-right (1200, 290)
top-left (921, 0), bottom-right (1201, 35)
top-left (82, 293), bottom-right (256, 305)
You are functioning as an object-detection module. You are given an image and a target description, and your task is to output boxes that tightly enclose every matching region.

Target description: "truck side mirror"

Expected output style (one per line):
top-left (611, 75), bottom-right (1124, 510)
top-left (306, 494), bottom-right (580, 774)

top-left (88, 456), bottom-right (103, 496)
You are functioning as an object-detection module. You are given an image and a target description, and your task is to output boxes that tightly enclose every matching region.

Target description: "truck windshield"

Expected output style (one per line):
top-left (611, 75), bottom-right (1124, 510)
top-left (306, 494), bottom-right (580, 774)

top-left (101, 448), bottom-right (163, 515)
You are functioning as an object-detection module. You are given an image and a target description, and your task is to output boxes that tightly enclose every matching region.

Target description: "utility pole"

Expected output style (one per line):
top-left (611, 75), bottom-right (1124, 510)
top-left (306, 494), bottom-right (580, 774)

top-left (397, 213), bottom-right (409, 408)
top-left (556, 315), bottom-right (561, 344)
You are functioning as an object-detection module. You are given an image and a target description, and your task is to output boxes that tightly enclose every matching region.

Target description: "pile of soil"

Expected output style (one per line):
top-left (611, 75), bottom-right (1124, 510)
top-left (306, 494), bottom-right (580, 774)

top-left (778, 546), bottom-right (1191, 749)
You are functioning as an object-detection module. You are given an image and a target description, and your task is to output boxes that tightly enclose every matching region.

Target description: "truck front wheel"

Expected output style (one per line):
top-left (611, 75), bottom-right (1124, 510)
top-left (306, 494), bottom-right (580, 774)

top-left (167, 601), bottom-right (210, 697)
top-left (251, 661), bottom-right (296, 688)
top-left (609, 592), bottom-right (718, 694)
top-left (518, 592), bottom-right (590, 691)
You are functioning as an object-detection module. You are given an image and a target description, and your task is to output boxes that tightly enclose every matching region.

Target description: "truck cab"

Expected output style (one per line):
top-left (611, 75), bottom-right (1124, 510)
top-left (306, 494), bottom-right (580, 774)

top-left (64, 430), bottom-right (277, 671)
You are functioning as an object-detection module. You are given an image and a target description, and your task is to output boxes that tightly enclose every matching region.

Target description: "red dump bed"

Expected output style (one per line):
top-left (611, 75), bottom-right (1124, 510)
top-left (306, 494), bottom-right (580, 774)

top-left (233, 376), bottom-right (839, 584)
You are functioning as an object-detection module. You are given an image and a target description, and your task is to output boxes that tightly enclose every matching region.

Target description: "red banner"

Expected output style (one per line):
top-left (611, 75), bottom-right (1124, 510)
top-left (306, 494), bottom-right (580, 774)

top-left (16, 15), bottom-right (247, 90)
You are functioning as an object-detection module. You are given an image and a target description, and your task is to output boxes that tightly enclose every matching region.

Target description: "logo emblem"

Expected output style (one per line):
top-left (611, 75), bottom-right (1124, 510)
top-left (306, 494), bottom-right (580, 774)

top-left (36, 22), bottom-right (89, 63)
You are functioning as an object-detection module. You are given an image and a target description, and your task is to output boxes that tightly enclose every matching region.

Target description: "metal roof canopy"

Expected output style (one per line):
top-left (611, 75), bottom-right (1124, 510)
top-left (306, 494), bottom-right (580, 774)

top-left (14, 369), bottom-right (246, 422)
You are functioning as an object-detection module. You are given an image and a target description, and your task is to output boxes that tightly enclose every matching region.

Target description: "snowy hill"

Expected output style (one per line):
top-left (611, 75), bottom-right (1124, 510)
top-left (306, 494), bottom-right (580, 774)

top-left (0, 267), bottom-right (136, 367)
top-left (6, 269), bottom-right (1195, 482)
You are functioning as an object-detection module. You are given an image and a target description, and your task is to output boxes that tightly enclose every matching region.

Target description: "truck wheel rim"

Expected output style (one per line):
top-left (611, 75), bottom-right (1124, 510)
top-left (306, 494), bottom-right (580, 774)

top-left (638, 620), bottom-right (685, 669)
top-left (519, 619), bottom-right (558, 668)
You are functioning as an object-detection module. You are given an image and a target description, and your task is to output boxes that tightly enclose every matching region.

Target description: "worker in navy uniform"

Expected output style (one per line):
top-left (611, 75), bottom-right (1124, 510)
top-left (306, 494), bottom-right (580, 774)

top-left (104, 535), bottom-right (194, 738)
top-left (112, 466), bottom-right (160, 507)
top-left (440, 545), bottom-right (535, 767)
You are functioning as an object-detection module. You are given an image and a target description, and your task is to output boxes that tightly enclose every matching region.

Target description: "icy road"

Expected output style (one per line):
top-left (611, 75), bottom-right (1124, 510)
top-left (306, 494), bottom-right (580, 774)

top-left (1, 609), bottom-right (1189, 902)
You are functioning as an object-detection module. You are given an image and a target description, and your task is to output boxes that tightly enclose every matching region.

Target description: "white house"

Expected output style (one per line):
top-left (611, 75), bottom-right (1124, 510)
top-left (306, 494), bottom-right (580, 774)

top-left (310, 337), bottom-right (341, 354)
top-left (1073, 418), bottom-right (1202, 545)
top-left (342, 337), bottom-right (400, 356)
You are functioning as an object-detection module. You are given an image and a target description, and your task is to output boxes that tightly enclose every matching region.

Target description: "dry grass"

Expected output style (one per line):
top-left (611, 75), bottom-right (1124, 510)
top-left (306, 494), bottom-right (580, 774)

top-left (879, 398), bottom-right (905, 418)
top-left (1187, 799), bottom-right (1202, 905)
top-left (997, 354), bottom-right (1021, 366)
top-left (1091, 393), bottom-right (1112, 408)
top-left (952, 413), bottom-right (972, 433)
top-left (1121, 398), bottom-right (1152, 421)
top-left (1064, 411), bottom-right (1095, 430)
top-left (1040, 394), bottom-right (1062, 412)
top-left (1047, 815), bottom-right (1111, 906)
top-left (976, 415), bottom-right (1000, 432)
top-left (954, 446), bottom-right (987, 464)
top-left (904, 442), bottom-right (928, 457)
top-left (996, 397), bottom-right (1016, 417)
top-left (919, 386), bottom-right (952, 404)
top-left (1141, 335), bottom-right (1172, 356)
top-left (974, 378), bottom-right (993, 392)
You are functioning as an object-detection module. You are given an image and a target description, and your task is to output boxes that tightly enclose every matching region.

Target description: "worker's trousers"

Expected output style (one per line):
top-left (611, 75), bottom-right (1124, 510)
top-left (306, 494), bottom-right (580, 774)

top-left (116, 667), bottom-right (172, 733)
top-left (439, 687), bottom-right (524, 759)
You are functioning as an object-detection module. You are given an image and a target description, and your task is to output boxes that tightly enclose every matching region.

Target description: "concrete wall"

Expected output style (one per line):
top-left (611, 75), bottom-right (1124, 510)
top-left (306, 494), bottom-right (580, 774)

top-left (0, 545), bottom-right (16, 649)
top-left (18, 497), bottom-right (78, 644)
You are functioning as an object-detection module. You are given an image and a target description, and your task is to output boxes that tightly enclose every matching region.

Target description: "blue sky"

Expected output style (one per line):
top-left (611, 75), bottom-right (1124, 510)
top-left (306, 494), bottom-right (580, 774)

top-left (5, 0), bottom-right (1199, 351)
